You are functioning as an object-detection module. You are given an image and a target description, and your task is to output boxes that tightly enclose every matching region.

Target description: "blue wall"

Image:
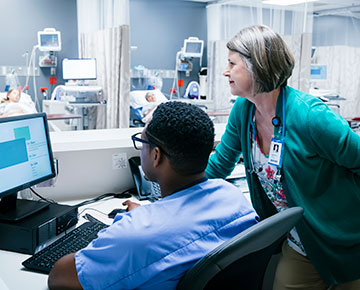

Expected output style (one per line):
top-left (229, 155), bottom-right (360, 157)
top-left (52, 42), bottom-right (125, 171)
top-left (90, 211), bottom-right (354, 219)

top-left (130, 0), bottom-right (208, 96)
top-left (0, 0), bottom-right (78, 106)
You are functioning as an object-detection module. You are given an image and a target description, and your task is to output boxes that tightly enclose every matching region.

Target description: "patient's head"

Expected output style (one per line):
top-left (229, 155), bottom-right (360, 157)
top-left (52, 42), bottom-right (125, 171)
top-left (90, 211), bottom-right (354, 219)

top-left (146, 101), bottom-right (214, 176)
top-left (4, 89), bottom-right (21, 103)
top-left (145, 92), bottom-right (156, 103)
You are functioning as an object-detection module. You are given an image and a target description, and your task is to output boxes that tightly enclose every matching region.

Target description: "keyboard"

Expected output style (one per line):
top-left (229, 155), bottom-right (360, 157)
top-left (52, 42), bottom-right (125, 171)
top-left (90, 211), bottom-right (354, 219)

top-left (22, 221), bottom-right (108, 273)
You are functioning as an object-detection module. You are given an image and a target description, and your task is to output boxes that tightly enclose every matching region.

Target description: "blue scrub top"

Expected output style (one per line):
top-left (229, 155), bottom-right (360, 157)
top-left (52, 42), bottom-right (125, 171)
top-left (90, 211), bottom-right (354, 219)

top-left (75, 178), bottom-right (258, 290)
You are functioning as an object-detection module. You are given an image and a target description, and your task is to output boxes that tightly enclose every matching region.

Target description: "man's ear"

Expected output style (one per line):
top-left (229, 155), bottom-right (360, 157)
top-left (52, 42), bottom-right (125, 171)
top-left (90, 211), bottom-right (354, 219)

top-left (152, 146), bottom-right (162, 168)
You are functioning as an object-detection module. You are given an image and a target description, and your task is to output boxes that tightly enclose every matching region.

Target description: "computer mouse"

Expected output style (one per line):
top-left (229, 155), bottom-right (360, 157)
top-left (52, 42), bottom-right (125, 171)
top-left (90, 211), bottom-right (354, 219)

top-left (108, 208), bottom-right (127, 219)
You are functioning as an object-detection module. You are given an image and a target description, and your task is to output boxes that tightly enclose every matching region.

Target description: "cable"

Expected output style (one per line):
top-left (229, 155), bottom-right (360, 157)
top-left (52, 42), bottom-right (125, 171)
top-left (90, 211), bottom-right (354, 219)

top-left (26, 188), bottom-right (132, 234)
top-left (24, 45), bottom-right (41, 111)
top-left (32, 50), bottom-right (40, 111)
top-left (29, 187), bottom-right (56, 204)
top-left (62, 207), bottom-right (109, 235)
top-left (72, 189), bottom-right (133, 209)
top-left (170, 50), bottom-right (182, 99)
top-left (25, 45), bottom-right (37, 90)
top-left (78, 207), bottom-right (108, 220)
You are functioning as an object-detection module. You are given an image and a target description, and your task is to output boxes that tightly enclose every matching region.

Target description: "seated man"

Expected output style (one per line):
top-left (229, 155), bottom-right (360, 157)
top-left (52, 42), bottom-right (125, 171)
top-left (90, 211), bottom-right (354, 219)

top-left (48, 101), bottom-right (258, 290)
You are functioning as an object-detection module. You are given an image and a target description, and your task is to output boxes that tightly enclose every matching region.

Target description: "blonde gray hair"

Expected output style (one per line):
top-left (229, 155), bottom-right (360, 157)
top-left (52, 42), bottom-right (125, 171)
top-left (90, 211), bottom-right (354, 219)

top-left (227, 25), bottom-right (295, 94)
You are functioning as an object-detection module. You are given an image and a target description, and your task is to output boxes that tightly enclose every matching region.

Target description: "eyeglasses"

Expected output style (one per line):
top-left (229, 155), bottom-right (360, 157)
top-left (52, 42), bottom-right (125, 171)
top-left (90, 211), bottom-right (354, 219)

top-left (131, 132), bottom-right (155, 150)
top-left (131, 132), bottom-right (170, 156)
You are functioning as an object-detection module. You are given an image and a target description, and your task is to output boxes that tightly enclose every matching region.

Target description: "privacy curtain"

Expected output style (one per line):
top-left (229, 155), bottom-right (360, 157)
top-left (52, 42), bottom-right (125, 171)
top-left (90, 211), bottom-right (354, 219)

top-left (77, 0), bottom-right (130, 128)
top-left (311, 13), bottom-right (360, 118)
top-left (206, 1), bottom-right (314, 119)
top-left (312, 46), bottom-right (360, 118)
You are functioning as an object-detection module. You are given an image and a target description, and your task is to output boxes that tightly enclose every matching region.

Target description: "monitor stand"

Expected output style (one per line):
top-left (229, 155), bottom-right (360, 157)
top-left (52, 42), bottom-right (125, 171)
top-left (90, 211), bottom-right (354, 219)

top-left (0, 193), bottom-right (49, 222)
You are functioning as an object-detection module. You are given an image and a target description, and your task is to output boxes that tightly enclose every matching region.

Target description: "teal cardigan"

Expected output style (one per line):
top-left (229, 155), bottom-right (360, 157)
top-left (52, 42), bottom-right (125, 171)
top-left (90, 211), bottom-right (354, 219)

top-left (206, 86), bottom-right (360, 285)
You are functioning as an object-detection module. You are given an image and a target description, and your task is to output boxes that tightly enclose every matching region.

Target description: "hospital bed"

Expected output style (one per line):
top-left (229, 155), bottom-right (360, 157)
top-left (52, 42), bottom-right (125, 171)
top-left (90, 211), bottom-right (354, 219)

top-left (0, 92), bottom-right (37, 117)
top-left (129, 89), bottom-right (168, 127)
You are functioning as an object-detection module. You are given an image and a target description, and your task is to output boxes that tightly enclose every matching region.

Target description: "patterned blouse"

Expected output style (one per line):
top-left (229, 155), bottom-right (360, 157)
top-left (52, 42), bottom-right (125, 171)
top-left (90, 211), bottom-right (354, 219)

top-left (252, 136), bottom-right (306, 256)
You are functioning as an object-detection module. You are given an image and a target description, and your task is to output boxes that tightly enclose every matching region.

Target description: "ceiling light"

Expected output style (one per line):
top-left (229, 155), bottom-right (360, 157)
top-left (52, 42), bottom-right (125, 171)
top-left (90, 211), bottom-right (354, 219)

top-left (262, 0), bottom-right (318, 6)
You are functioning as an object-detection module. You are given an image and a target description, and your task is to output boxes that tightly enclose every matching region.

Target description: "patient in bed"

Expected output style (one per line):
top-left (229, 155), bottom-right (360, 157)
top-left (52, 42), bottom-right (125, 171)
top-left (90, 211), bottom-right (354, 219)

top-left (0, 89), bottom-right (37, 117)
top-left (129, 89), bottom-right (168, 126)
top-left (141, 91), bottom-right (166, 123)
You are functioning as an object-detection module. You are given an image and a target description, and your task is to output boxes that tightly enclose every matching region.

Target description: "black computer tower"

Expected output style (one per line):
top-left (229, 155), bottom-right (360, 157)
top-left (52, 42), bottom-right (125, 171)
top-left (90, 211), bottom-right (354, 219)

top-left (0, 202), bottom-right (78, 254)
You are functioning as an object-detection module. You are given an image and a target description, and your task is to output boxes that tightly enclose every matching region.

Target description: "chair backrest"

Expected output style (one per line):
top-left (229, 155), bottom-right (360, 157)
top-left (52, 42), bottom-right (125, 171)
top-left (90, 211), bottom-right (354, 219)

top-left (129, 106), bottom-right (145, 127)
top-left (177, 207), bottom-right (304, 290)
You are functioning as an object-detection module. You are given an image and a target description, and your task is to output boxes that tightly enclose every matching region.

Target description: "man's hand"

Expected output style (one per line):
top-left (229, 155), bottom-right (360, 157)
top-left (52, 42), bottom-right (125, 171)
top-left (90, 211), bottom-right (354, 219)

top-left (122, 200), bottom-right (141, 211)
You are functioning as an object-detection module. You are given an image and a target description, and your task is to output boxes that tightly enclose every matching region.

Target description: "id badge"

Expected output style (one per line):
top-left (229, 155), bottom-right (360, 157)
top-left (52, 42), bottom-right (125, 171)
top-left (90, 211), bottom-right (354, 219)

top-left (268, 138), bottom-right (284, 167)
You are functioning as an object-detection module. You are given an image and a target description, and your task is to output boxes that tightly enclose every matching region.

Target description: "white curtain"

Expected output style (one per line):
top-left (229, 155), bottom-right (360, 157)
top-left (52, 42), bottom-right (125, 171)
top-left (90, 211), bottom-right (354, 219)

top-left (311, 13), bottom-right (360, 118)
top-left (206, 1), bottom-right (314, 116)
top-left (77, 0), bottom-right (130, 128)
top-left (311, 46), bottom-right (360, 118)
top-left (77, 0), bottom-right (129, 34)
top-left (79, 26), bottom-right (130, 128)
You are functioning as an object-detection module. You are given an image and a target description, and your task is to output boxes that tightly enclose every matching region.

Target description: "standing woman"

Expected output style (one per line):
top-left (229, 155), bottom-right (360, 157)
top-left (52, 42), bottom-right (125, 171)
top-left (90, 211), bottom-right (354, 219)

top-left (205, 25), bottom-right (360, 290)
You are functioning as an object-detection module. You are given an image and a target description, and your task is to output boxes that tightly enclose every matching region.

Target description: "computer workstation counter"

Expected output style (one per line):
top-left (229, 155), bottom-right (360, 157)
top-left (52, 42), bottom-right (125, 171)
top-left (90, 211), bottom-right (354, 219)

top-left (0, 123), bottom-right (230, 290)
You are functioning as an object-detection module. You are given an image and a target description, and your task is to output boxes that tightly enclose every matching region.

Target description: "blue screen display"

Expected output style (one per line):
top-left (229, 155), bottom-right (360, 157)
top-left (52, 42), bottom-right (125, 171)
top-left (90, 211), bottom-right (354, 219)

top-left (310, 65), bottom-right (327, 80)
top-left (0, 114), bottom-right (54, 196)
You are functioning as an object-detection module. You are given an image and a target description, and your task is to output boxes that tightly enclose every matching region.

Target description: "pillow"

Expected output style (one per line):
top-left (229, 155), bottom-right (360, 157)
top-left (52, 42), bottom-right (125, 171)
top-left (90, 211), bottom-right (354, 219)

top-left (129, 89), bottom-right (168, 109)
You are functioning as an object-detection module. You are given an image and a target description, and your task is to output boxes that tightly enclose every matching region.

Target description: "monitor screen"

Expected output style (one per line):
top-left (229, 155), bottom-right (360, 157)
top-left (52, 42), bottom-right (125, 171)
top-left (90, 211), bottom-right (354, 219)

top-left (38, 31), bottom-right (61, 51)
top-left (183, 38), bottom-right (204, 58)
top-left (62, 58), bottom-right (97, 80)
top-left (0, 113), bottom-right (55, 221)
top-left (310, 64), bottom-right (327, 80)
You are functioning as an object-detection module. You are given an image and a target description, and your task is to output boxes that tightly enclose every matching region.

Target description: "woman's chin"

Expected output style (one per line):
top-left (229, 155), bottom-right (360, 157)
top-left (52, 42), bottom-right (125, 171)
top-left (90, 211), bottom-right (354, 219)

top-left (230, 88), bottom-right (240, 97)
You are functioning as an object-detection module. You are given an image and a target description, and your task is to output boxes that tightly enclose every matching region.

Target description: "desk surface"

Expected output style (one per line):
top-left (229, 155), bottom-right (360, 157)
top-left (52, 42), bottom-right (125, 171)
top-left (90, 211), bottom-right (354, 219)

top-left (0, 196), bottom-right (147, 290)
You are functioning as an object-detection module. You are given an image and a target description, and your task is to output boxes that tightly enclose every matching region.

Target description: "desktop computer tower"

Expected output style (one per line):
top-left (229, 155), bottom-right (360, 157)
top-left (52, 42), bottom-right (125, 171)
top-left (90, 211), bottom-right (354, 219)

top-left (0, 202), bottom-right (78, 254)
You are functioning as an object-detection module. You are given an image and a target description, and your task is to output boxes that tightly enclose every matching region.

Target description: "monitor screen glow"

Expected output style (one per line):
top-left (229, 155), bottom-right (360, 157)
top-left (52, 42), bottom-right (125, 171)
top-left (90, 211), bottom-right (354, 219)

top-left (62, 58), bottom-right (97, 80)
top-left (183, 39), bottom-right (203, 58)
top-left (310, 64), bottom-right (327, 80)
top-left (38, 32), bottom-right (61, 51)
top-left (0, 113), bottom-right (55, 198)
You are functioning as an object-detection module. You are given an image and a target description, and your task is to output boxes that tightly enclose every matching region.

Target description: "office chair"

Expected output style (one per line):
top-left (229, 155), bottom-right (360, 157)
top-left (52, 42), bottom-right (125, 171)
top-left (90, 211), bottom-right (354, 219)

top-left (129, 106), bottom-right (145, 127)
top-left (177, 206), bottom-right (304, 290)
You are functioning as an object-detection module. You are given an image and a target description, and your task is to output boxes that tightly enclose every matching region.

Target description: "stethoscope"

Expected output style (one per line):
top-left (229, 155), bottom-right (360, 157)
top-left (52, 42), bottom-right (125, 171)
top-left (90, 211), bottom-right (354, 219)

top-left (248, 87), bottom-right (286, 181)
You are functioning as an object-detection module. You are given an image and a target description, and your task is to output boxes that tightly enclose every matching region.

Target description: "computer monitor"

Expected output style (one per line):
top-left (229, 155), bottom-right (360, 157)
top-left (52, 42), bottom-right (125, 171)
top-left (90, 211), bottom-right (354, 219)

top-left (310, 64), bottom-right (327, 80)
top-left (37, 28), bottom-right (61, 52)
top-left (62, 58), bottom-right (97, 81)
top-left (183, 37), bottom-right (204, 58)
top-left (0, 113), bottom-right (56, 221)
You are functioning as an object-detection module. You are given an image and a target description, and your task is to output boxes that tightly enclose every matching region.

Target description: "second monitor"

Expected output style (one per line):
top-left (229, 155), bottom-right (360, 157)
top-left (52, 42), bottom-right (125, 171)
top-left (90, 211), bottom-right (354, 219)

top-left (62, 58), bottom-right (97, 81)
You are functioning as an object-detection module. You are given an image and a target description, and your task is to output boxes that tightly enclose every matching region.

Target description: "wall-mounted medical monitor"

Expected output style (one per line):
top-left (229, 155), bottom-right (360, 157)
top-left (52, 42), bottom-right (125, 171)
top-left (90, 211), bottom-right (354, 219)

top-left (62, 58), bottom-right (97, 80)
top-left (310, 64), bottom-right (327, 80)
top-left (38, 28), bottom-right (61, 52)
top-left (183, 37), bottom-right (204, 58)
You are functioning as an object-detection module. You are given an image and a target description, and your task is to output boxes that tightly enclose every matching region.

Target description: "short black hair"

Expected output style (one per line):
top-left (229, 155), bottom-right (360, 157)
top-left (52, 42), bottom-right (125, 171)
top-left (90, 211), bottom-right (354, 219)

top-left (146, 101), bottom-right (214, 176)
